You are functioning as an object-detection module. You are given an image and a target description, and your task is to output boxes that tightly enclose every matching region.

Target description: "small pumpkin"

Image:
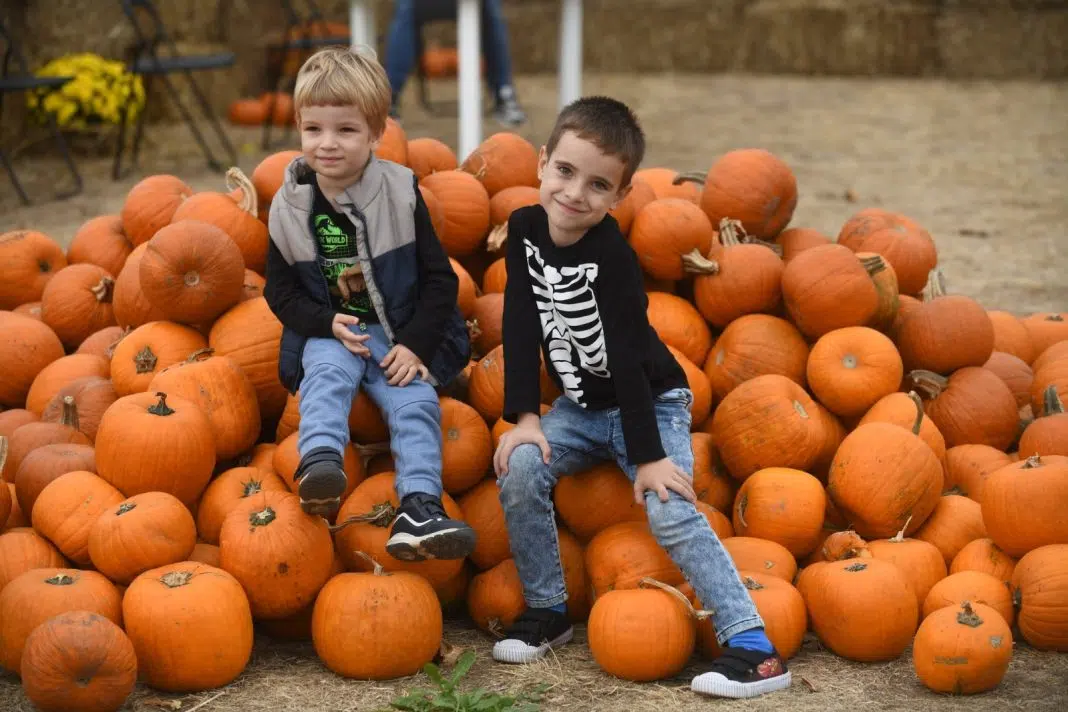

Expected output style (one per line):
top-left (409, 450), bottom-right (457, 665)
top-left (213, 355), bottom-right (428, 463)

top-left (857, 391), bottom-right (946, 462)
top-left (775, 226), bottom-right (831, 262)
top-left (806, 326), bottom-right (903, 418)
top-left (457, 477), bottom-right (512, 571)
top-left (909, 368), bottom-right (1018, 450)
top-left (407, 137), bottom-right (458, 180)
top-left (980, 454), bottom-right (1068, 557)
top-left (1018, 385), bottom-right (1068, 457)
top-left (608, 177), bottom-right (656, 235)
top-left (111, 242), bottom-right (168, 328)
top-left (695, 149), bottom-right (797, 240)
top-left (721, 536), bottom-right (797, 582)
top-left (195, 466), bottom-right (289, 544)
top-left (3, 397), bottom-right (89, 478)
top-left (67, 215), bottom-right (133, 278)
top-left (40, 264), bottom-right (117, 350)
top-left (943, 444), bottom-right (1014, 501)
top-left (987, 310), bottom-right (1036, 364)
top-left (120, 174), bottom-right (194, 246)
top-left (467, 292), bottom-right (503, 356)
top-left (376, 117), bottom-right (408, 165)
top-left (781, 243), bottom-right (879, 340)
top-left (172, 167), bottom-right (269, 274)
top-left (690, 219), bottom-right (784, 328)
top-left (737, 571), bottom-right (807, 659)
top-left (895, 269), bottom-right (995, 374)
top-left (1010, 543), bottom-right (1068, 651)
top-left (88, 491), bottom-right (197, 585)
top-left (633, 167), bottom-right (700, 202)
top-left (419, 171), bottom-right (491, 257)
top-left (439, 396), bottom-right (493, 494)
top-left (0, 527), bottom-right (67, 591)
top-left (585, 521), bottom-right (684, 598)
top-left (109, 320), bottom-right (208, 397)
top-left (731, 467), bottom-right (826, 557)
top-left (30, 471), bottom-right (125, 566)
top-left (39, 375), bottom-right (118, 443)
top-left (484, 185), bottom-right (540, 252)
top-left (837, 208), bottom-right (938, 296)
top-left (554, 462), bottom-right (647, 542)
top-left (913, 601), bottom-right (1012, 694)
top-left (75, 325), bottom-right (126, 361)
top-left (0, 230), bottom-right (67, 310)
top-left (867, 523), bottom-right (947, 609)
top-left (1020, 313), bottom-right (1068, 356)
top-left (460, 131), bottom-right (539, 197)
top-left (20, 610), bottom-right (137, 712)
top-left (628, 198), bottom-right (716, 281)
top-left (13, 442), bottom-right (96, 516)
top-left (950, 538), bottom-right (1016, 584)
top-left (923, 570), bottom-right (1015, 626)
top-left (25, 353), bottom-right (110, 415)
top-left (702, 314), bottom-right (808, 400)
top-left (251, 150), bottom-right (301, 220)
top-left (208, 297), bottom-right (287, 421)
top-left (467, 344), bottom-right (506, 422)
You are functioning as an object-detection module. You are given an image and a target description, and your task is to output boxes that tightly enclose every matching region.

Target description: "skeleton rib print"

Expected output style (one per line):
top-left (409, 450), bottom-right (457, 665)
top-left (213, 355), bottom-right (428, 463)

top-left (524, 238), bottom-right (610, 406)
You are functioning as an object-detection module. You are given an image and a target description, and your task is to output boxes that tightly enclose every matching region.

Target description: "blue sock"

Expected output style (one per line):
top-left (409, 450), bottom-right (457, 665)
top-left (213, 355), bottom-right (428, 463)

top-left (547, 602), bottom-right (567, 614)
top-left (727, 628), bottom-right (774, 654)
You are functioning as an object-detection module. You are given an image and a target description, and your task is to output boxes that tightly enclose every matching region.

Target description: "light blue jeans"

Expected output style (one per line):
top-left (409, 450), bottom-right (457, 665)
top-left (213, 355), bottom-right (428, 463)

top-left (297, 323), bottom-right (442, 499)
top-left (498, 388), bottom-right (765, 644)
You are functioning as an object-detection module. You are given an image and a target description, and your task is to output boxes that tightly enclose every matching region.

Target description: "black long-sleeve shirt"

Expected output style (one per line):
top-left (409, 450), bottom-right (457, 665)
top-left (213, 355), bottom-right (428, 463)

top-left (501, 205), bottom-right (687, 464)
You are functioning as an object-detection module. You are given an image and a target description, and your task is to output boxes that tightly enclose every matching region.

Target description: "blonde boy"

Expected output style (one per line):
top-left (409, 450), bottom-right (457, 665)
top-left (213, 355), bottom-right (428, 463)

top-left (263, 47), bottom-right (475, 561)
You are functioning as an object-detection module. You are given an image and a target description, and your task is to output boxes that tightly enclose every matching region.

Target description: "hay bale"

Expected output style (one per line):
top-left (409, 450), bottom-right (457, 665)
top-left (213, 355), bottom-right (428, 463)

top-left (937, 3), bottom-right (1068, 79)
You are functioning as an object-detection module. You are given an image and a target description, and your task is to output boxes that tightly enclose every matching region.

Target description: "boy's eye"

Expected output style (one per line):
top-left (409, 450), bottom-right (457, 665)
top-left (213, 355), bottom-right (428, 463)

top-left (556, 165), bottom-right (571, 176)
top-left (591, 180), bottom-right (608, 191)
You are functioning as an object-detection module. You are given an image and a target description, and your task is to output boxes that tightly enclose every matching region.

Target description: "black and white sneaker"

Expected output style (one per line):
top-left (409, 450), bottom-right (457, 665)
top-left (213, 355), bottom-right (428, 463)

top-left (691, 647), bottom-right (792, 699)
top-left (492, 608), bottom-right (573, 664)
top-left (492, 85), bottom-right (527, 127)
top-left (293, 446), bottom-right (347, 517)
top-left (385, 492), bottom-right (477, 562)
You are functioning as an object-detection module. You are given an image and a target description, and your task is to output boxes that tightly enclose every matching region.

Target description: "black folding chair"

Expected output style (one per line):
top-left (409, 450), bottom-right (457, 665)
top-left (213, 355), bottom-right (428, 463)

top-left (412, 0), bottom-right (462, 114)
top-left (261, 0), bottom-right (352, 149)
top-left (113, 0), bottom-right (238, 179)
top-left (0, 19), bottom-right (83, 205)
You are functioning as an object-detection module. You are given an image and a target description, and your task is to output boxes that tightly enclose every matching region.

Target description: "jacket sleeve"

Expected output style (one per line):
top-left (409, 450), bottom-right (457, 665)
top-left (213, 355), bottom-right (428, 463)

top-left (501, 210), bottom-right (543, 423)
top-left (263, 231), bottom-right (336, 339)
top-left (392, 177), bottom-right (460, 365)
top-left (598, 236), bottom-right (667, 465)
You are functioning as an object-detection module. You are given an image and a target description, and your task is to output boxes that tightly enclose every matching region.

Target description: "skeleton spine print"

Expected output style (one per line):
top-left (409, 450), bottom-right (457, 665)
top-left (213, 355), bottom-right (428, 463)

top-left (524, 238), bottom-right (610, 406)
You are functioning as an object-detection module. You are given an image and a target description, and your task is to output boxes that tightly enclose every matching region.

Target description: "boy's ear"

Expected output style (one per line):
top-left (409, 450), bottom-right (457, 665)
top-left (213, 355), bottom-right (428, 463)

top-left (537, 145), bottom-right (548, 181)
top-left (610, 181), bottom-right (633, 211)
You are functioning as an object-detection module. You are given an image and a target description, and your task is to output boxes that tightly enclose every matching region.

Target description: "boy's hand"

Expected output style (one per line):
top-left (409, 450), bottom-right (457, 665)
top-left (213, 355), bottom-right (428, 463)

top-left (494, 415), bottom-right (550, 479)
top-left (634, 458), bottom-right (696, 505)
top-left (337, 265), bottom-right (366, 302)
top-left (332, 313), bottom-right (370, 356)
top-left (380, 344), bottom-right (428, 386)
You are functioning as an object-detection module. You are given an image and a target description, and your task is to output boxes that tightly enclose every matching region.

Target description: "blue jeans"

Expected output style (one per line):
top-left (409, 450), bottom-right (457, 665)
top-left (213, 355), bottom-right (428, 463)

top-left (384, 0), bottom-right (516, 96)
top-left (297, 323), bottom-right (442, 499)
top-left (498, 388), bottom-right (765, 645)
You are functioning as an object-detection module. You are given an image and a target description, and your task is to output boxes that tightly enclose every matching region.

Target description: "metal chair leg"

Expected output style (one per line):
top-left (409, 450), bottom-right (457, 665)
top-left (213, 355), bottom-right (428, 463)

top-left (182, 68), bottom-right (238, 165)
top-left (45, 111), bottom-right (82, 199)
top-left (157, 72), bottom-right (225, 171)
top-left (0, 147), bottom-right (30, 205)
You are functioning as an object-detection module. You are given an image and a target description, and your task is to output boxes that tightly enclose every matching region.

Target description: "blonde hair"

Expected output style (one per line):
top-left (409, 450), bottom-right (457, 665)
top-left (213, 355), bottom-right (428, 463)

top-left (293, 45), bottom-right (392, 136)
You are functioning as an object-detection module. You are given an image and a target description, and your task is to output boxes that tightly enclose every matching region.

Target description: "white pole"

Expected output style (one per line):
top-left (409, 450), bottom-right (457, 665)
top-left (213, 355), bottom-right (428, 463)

top-left (349, 0), bottom-right (375, 50)
top-left (457, 0), bottom-right (482, 162)
top-left (558, 0), bottom-right (583, 109)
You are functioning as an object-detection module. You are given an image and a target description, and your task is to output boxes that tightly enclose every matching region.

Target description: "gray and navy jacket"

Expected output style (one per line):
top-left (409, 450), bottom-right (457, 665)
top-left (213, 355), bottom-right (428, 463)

top-left (263, 154), bottom-right (470, 391)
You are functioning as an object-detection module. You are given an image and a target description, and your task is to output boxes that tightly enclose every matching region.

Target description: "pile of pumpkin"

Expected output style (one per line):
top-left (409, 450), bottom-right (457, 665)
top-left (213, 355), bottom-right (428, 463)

top-left (1, 120), bottom-right (1066, 711)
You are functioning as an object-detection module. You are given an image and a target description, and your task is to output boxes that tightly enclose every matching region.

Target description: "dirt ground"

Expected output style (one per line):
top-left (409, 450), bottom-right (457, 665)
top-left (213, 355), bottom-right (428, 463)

top-left (1, 73), bottom-right (1067, 710)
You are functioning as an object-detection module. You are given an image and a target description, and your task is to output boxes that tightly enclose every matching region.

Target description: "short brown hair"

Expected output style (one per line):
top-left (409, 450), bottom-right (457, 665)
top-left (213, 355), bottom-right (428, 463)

top-left (545, 96), bottom-right (646, 186)
top-left (293, 45), bottom-right (392, 136)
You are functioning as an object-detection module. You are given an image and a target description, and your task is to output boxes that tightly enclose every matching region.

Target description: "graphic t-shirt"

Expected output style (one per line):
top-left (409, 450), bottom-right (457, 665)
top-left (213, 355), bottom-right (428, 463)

top-left (311, 183), bottom-right (378, 323)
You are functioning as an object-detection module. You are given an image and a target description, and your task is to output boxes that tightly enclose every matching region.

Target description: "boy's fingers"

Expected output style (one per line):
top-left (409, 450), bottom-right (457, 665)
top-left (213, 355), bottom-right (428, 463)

top-left (538, 437), bottom-right (551, 464)
top-left (657, 483), bottom-right (671, 503)
top-left (633, 481), bottom-right (644, 505)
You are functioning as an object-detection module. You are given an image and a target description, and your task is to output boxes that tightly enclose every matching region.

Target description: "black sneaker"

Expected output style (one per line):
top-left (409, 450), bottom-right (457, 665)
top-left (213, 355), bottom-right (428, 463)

top-left (385, 492), bottom-right (477, 562)
top-left (492, 85), bottom-right (527, 127)
top-left (691, 647), bottom-right (792, 699)
top-left (293, 446), bottom-right (347, 517)
top-left (492, 608), bottom-right (573, 664)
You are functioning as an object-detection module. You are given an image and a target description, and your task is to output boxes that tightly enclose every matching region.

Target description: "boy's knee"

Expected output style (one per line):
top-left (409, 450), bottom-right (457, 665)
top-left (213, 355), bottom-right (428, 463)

top-left (644, 494), bottom-right (700, 541)
top-left (498, 444), bottom-right (551, 502)
top-left (302, 360), bottom-right (359, 390)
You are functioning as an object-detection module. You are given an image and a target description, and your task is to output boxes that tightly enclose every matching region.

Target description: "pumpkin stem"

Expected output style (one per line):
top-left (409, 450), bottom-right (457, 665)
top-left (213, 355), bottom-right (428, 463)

top-left (241, 478), bottom-right (265, 497)
top-left (906, 390), bottom-right (926, 435)
top-left (116, 501), bottom-right (137, 516)
top-left (860, 254), bottom-right (886, 276)
top-left (60, 395), bottom-right (80, 430)
top-left (1042, 314), bottom-right (1065, 323)
top-left (844, 562), bottom-right (869, 572)
top-left (907, 371), bottom-right (948, 401)
top-left (0, 436), bottom-right (7, 475)
top-left (250, 506), bottom-right (277, 527)
top-left (1042, 384), bottom-right (1065, 416)
top-left (742, 576), bottom-right (765, 591)
top-left (352, 550), bottom-right (387, 576)
top-left (890, 515), bottom-right (914, 542)
top-left (956, 601), bottom-right (984, 628)
top-left (147, 392), bottom-right (176, 417)
top-left (328, 501), bottom-right (397, 533)
top-left (225, 167), bottom-right (259, 217)
top-left (44, 573), bottom-right (76, 586)
top-left (1021, 454), bottom-right (1043, 469)
top-left (466, 318), bottom-right (483, 344)
top-left (920, 268), bottom-right (947, 302)
top-left (186, 347), bottom-right (215, 363)
top-left (672, 171), bottom-right (707, 186)
top-left (160, 570), bottom-right (194, 588)
top-left (485, 223), bottom-right (508, 252)
top-left (105, 326), bottom-right (131, 360)
top-left (133, 345), bottom-right (158, 374)
top-left (486, 617), bottom-right (506, 639)
top-left (638, 577), bottom-right (715, 619)
top-left (735, 493), bottom-right (748, 529)
top-left (718, 218), bottom-right (748, 247)
top-left (90, 277), bottom-right (115, 303)
top-left (680, 248), bottom-right (719, 275)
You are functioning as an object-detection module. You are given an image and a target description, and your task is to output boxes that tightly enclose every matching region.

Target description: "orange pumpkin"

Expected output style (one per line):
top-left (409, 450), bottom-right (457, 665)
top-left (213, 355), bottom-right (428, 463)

top-left (629, 198), bottom-right (716, 281)
top-left (554, 462), bottom-right (647, 542)
top-left (1010, 543), bottom-right (1068, 651)
top-left (407, 137), bottom-right (458, 180)
top-left (722, 536), bottom-right (797, 582)
top-left (88, 491), bottom-right (197, 585)
top-left (1020, 313), bottom-right (1068, 356)
top-left (806, 326), bottom-right (903, 418)
top-left (913, 493), bottom-right (988, 565)
top-left (112, 242), bottom-right (168, 328)
top-left (775, 226), bottom-right (831, 262)
top-left (0, 230), bottom-right (68, 310)
top-left (1030, 354), bottom-right (1068, 417)
top-left (484, 185), bottom-right (540, 251)
top-left (987, 310), bottom-right (1036, 364)
top-left (139, 220), bottom-right (245, 325)
top-left (420, 171), bottom-right (491, 257)
top-left (31, 471), bottom-right (125, 566)
top-left (468, 292), bottom-right (504, 356)
top-left (837, 208), bottom-right (938, 296)
top-left (3, 397), bottom-right (89, 478)
top-left (420, 184), bottom-right (447, 239)
top-left (467, 344), bottom-right (506, 421)
top-left (76, 325), bottom-right (126, 361)
top-left (858, 252), bottom-right (900, 332)
top-left (195, 466), bottom-right (289, 544)
top-left (39, 375), bottom-right (117, 443)
top-left (466, 557), bottom-right (525, 635)
top-left (208, 297), bottom-right (287, 421)
top-left (67, 215), bottom-right (133, 278)
top-left (781, 243), bottom-right (879, 340)
top-left (608, 177), bottom-right (656, 235)
top-left (732, 467), bottom-right (826, 557)
top-left (122, 562), bottom-right (254, 691)
top-left (457, 477), bottom-right (511, 571)
top-left (827, 392), bottom-right (943, 538)
top-left (633, 167), bottom-right (701, 202)
top-left (913, 601), bottom-right (1012, 694)
top-left (20, 610), bottom-right (137, 712)
top-left (172, 167), bottom-right (269, 274)
top-left (109, 320), bottom-right (207, 397)
top-left (251, 150), bottom-right (301, 220)
top-left (120, 174), bottom-right (193, 246)
top-left (950, 538), bottom-right (1016, 584)
top-left (439, 396), bottom-right (492, 494)
top-left (13, 442), bottom-right (96, 516)
top-left (460, 131), bottom-right (539, 196)
top-left (646, 292), bottom-right (712, 377)
top-left (980, 454), bottom-right (1068, 557)
top-left (922, 570), bottom-right (1015, 626)
top-left (691, 222), bottom-right (784, 328)
top-left (227, 97), bottom-right (267, 125)
top-left (737, 571), bottom-right (807, 659)
top-left (94, 391), bottom-right (215, 506)
top-left (0, 527), bottom-right (67, 591)
top-left (1019, 385), bottom-right (1068, 457)
top-left (585, 521), bottom-right (683, 598)
top-left (1032, 340), bottom-right (1068, 375)
top-left (895, 270), bottom-right (994, 374)
top-left (702, 314), bottom-right (809, 400)
top-left (376, 117), bottom-right (408, 165)
top-left (867, 525), bottom-right (947, 609)
top-left (909, 367), bottom-right (1018, 450)
top-left (25, 353), bottom-right (109, 415)
top-left (482, 257), bottom-right (507, 293)
top-left (0, 567), bottom-right (122, 675)
top-left (697, 149), bottom-right (797, 240)
top-left (40, 264), bottom-right (117, 350)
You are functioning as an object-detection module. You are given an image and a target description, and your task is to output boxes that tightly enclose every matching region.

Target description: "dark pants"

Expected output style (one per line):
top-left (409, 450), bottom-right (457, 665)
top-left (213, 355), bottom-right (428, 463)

top-left (384, 0), bottom-right (516, 97)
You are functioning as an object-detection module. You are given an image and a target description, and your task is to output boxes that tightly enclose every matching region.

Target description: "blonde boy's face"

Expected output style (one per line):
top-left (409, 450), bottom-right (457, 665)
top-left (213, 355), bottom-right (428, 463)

top-left (537, 130), bottom-right (630, 244)
top-left (299, 104), bottom-right (380, 188)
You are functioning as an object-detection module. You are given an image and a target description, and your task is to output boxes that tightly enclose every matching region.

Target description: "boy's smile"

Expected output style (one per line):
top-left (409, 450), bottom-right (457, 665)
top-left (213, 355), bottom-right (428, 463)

top-left (300, 104), bottom-right (381, 197)
top-left (538, 130), bottom-right (631, 246)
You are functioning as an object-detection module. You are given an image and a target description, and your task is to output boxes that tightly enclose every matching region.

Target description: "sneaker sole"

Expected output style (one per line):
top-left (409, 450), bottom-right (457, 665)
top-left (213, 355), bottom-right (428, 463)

top-left (385, 527), bottom-right (477, 562)
top-left (297, 469), bottom-right (347, 518)
top-left (691, 670), bottom-right (792, 699)
top-left (492, 627), bottom-right (573, 664)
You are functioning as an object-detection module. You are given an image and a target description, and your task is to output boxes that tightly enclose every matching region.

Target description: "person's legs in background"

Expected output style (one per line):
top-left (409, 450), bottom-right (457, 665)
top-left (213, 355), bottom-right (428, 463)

top-left (480, 0), bottom-right (527, 126)
top-left (384, 0), bottom-right (418, 118)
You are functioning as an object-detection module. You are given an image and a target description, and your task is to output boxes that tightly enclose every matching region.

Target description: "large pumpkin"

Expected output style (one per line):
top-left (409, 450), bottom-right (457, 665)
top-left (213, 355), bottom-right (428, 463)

top-left (171, 167), bottom-right (269, 274)
top-left (702, 314), bottom-right (809, 400)
top-left (419, 171), bottom-right (491, 257)
top-left (980, 454), bottom-right (1068, 557)
top-left (460, 131), bottom-right (539, 196)
top-left (1011, 544), bottom-right (1068, 651)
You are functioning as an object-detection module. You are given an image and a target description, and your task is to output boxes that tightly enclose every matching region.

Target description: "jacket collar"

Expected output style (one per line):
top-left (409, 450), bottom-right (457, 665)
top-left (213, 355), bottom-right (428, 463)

top-left (278, 153), bottom-right (386, 214)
